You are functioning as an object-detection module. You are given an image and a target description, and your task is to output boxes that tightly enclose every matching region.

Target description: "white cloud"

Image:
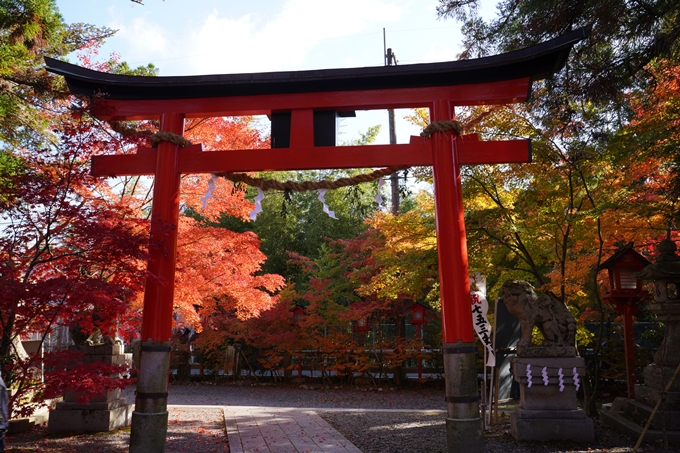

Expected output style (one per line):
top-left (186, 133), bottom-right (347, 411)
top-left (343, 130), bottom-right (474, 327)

top-left (121, 0), bottom-right (405, 75)
top-left (418, 43), bottom-right (461, 64)
top-left (110, 13), bottom-right (171, 63)
top-left (257, 0), bottom-right (401, 70)
top-left (188, 13), bottom-right (262, 74)
top-left (71, 0), bottom-right (463, 77)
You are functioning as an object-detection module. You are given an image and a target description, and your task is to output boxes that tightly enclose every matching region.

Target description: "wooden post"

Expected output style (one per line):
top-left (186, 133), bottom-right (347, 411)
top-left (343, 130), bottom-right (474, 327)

top-left (417, 324), bottom-right (423, 381)
top-left (622, 306), bottom-right (637, 399)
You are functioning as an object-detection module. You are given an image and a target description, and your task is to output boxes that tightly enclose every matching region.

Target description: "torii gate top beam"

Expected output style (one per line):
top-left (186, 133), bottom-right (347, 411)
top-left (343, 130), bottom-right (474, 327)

top-left (45, 28), bottom-right (589, 121)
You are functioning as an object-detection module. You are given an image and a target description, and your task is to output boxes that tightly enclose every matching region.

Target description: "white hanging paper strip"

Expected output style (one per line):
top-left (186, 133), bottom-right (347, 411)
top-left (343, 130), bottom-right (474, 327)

top-left (317, 189), bottom-right (338, 219)
top-left (526, 364), bottom-right (533, 388)
top-left (558, 368), bottom-right (565, 392)
top-left (573, 367), bottom-right (580, 391)
top-left (249, 188), bottom-right (265, 221)
top-left (542, 367), bottom-right (549, 386)
top-left (200, 174), bottom-right (218, 210)
top-left (375, 177), bottom-right (386, 211)
top-left (470, 291), bottom-right (495, 367)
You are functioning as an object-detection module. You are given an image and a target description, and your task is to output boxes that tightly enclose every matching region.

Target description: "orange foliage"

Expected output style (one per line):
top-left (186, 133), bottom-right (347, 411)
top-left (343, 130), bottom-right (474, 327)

top-left (170, 117), bottom-right (285, 338)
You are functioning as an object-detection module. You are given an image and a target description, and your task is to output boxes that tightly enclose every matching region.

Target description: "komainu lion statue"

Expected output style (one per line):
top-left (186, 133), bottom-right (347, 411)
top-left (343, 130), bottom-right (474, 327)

top-left (498, 280), bottom-right (576, 349)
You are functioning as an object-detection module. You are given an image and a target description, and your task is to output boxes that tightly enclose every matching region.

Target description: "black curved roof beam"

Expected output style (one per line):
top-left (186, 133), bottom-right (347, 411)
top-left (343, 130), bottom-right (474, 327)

top-left (45, 27), bottom-right (590, 102)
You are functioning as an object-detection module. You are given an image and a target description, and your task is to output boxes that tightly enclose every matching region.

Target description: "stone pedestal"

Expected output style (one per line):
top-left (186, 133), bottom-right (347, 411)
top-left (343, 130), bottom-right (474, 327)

top-left (48, 344), bottom-right (133, 432)
top-left (601, 303), bottom-right (680, 443)
top-left (510, 356), bottom-right (594, 442)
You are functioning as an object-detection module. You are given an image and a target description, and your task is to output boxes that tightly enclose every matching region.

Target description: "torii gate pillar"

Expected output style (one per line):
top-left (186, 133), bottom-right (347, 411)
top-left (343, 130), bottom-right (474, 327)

top-left (431, 100), bottom-right (482, 449)
top-left (129, 113), bottom-right (185, 452)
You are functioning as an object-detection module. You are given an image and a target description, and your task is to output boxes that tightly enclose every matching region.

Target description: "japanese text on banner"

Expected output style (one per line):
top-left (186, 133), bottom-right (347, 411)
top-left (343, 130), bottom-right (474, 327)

top-left (471, 290), bottom-right (495, 367)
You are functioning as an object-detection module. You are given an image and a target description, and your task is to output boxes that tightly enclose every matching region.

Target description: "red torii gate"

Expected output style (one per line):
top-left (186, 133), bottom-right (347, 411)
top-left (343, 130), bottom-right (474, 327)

top-left (46, 27), bottom-right (587, 453)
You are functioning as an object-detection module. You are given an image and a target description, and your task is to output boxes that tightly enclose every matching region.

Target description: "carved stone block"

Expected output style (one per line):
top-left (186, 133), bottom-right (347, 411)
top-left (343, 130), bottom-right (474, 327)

top-left (510, 356), bottom-right (593, 442)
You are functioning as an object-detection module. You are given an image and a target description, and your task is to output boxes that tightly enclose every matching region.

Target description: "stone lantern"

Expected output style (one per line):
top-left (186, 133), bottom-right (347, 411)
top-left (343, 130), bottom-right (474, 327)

top-left (598, 243), bottom-right (651, 398)
top-left (602, 237), bottom-right (680, 442)
top-left (635, 238), bottom-right (680, 366)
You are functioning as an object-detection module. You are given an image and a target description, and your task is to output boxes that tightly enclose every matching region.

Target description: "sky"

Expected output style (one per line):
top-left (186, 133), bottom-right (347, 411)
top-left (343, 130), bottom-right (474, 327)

top-left (55, 0), bottom-right (496, 144)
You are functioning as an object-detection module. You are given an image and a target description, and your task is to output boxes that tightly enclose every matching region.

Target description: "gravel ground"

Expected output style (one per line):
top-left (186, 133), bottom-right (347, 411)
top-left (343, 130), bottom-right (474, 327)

top-left (5, 381), bottom-right (677, 453)
top-left (321, 411), bottom-right (676, 453)
top-left (160, 381), bottom-right (448, 410)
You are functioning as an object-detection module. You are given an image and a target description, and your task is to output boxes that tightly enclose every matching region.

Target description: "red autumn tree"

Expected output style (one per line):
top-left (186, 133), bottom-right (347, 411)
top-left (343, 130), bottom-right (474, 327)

top-left (621, 59), bottom-right (680, 223)
top-left (163, 117), bottom-right (285, 361)
top-left (229, 228), bottom-right (430, 384)
top-left (0, 109), bottom-right (149, 417)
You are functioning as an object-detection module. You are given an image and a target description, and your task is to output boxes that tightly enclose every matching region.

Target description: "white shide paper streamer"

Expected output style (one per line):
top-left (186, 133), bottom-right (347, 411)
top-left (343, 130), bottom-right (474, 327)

top-left (573, 367), bottom-right (580, 391)
top-left (200, 174), bottom-right (218, 210)
top-left (525, 364), bottom-right (580, 392)
top-left (317, 189), bottom-right (338, 219)
top-left (249, 188), bottom-right (265, 221)
top-left (526, 364), bottom-right (533, 388)
top-left (375, 177), bottom-right (386, 211)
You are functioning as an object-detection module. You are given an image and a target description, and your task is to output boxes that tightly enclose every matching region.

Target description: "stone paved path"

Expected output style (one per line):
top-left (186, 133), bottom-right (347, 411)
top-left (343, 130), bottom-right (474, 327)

top-left (224, 406), bottom-right (362, 453)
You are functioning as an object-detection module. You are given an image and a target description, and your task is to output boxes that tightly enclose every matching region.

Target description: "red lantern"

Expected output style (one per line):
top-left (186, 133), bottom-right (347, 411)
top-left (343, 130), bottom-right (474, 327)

top-left (406, 302), bottom-right (429, 380)
top-left (354, 317), bottom-right (371, 332)
top-left (292, 305), bottom-right (306, 323)
top-left (351, 303), bottom-right (371, 349)
top-left (408, 302), bottom-right (428, 326)
top-left (598, 243), bottom-right (651, 399)
top-left (600, 243), bottom-right (650, 302)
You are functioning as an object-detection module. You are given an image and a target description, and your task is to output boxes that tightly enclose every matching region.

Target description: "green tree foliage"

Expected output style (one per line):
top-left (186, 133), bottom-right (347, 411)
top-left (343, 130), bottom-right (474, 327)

top-left (107, 59), bottom-right (158, 77)
top-left (251, 172), bottom-right (377, 282)
top-left (356, 192), bottom-right (440, 305)
top-left (436, 1), bottom-right (680, 215)
top-left (436, 0), bottom-right (680, 105)
top-left (223, 231), bottom-right (434, 385)
top-left (210, 125), bottom-right (385, 285)
top-left (0, 150), bottom-right (25, 204)
top-left (0, 0), bottom-right (117, 147)
top-left (434, 0), bottom-right (679, 294)
top-left (461, 102), bottom-right (665, 303)
top-left (340, 124), bottom-right (382, 146)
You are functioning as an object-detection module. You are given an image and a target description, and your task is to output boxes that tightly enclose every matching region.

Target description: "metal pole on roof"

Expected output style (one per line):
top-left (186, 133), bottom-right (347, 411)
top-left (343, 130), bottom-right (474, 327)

top-left (385, 43), bottom-right (400, 215)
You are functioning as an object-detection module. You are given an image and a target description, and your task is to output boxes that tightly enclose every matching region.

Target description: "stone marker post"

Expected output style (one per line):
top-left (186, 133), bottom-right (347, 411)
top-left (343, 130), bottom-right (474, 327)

top-left (48, 342), bottom-right (132, 432)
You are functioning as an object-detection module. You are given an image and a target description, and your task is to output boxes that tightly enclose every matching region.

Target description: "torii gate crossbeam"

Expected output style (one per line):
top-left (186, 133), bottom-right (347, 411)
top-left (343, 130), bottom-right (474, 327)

top-left (45, 26), bottom-right (587, 453)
